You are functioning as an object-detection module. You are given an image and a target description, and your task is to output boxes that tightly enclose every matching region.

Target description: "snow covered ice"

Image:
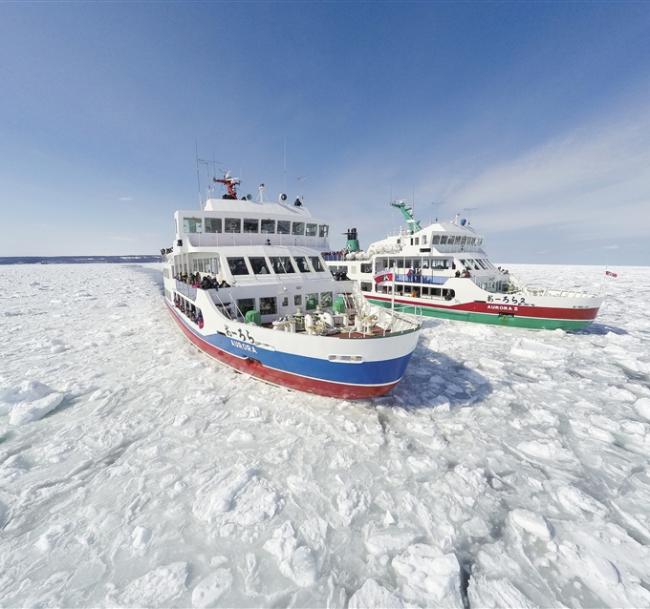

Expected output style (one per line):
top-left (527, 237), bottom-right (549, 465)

top-left (1, 262), bottom-right (650, 607)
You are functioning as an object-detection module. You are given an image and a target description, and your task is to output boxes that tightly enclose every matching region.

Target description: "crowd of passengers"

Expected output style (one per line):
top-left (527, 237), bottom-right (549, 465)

top-left (173, 293), bottom-right (204, 326)
top-left (175, 272), bottom-right (231, 289)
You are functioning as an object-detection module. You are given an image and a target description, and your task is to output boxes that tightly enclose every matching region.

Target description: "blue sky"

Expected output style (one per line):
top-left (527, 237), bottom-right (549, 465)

top-left (1, 2), bottom-right (649, 264)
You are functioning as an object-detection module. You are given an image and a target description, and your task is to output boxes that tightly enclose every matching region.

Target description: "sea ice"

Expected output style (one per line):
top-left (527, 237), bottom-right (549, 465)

top-left (0, 262), bottom-right (649, 608)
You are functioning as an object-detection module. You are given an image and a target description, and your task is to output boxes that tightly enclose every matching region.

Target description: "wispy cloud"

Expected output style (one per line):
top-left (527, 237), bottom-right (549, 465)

top-left (110, 235), bottom-right (136, 242)
top-left (440, 111), bottom-right (650, 239)
top-left (118, 196), bottom-right (133, 202)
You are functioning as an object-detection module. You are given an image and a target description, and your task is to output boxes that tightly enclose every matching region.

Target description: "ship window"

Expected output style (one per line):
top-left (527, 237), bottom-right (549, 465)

top-left (292, 222), bottom-right (305, 236)
top-left (432, 235), bottom-right (440, 244)
top-left (205, 218), bottom-right (222, 233)
top-left (294, 256), bottom-right (310, 272)
top-left (414, 238), bottom-right (419, 245)
top-left (259, 297), bottom-right (277, 315)
top-left (261, 219), bottom-right (275, 234)
top-left (432, 288), bottom-right (442, 297)
top-left (440, 235), bottom-right (448, 245)
top-left (360, 282), bottom-right (372, 292)
top-left (319, 224), bottom-right (329, 238)
top-left (227, 257), bottom-right (249, 275)
top-left (243, 218), bottom-right (259, 233)
top-left (225, 218), bottom-right (241, 233)
top-left (277, 220), bottom-right (290, 234)
top-left (422, 235), bottom-right (427, 244)
top-left (270, 256), bottom-right (295, 274)
top-left (294, 295), bottom-right (302, 306)
top-left (306, 223), bottom-right (317, 237)
top-left (320, 292), bottom-right (333, 308)
top-left (360, 263), bottom-right (372, 274)
top-left (249, 257), bottom-right (271, 275)
top-left (454, 236), bottom-right (462, 245)
top-left (306, 293), bottom-right (318, 310)
top-left (237, 298), bottom-right (255, 316)
top-left (183, 217), bottom-right (203, 233)
top-left (422, 287), bottom-right (429, 296)
top-left (404, 259), bottom-right (412, 269)
top-left (309, 256), bottom-right (324, 272)
top-left (422, 259), bottom-right (430, 269)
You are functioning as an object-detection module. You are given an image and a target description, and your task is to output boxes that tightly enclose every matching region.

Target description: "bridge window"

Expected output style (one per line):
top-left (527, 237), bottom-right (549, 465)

top-left (306, 293), bottom-right (318, 310)
top-left (227, 257), bottom-right (249, 275)
top-left (360, 263), bottom-right (372, 274)
top-left (270, 257), bottom-right (295, 274)
top-left (249, 257), bottom-right (270, 275)
top-left (261, 219), bottom-right (275, 234)
top-left (320, 292), bottom-right (333, 308)
top-left (294, 294), bottom-right (302, 306)
top-left (306, 223), bottom-right (317, 237)
top-left (294, 256), bottom-right (310, 273)
top-left (319, 224), bottom-right (329, 238)
top-left (432, 234), bottom-right (440, 245)
top-left (183, 217), bottom-right (203, 233)
top-left (260, 297), bottom-right (277, 315)
top-left (237, 299), bottom-right (255, 316)
top-left (277, 220), bottom-right (290, 234)
top-left (225, 218), bottom-right (241, 233)
top-left (309, 256), bottom-right (324, 272)
top-left (243, 219), bottom-right (259, 233)
top-left (292, 222), bottom-right (305, 236)
top-left (205, 218), bottom-right (222, 233)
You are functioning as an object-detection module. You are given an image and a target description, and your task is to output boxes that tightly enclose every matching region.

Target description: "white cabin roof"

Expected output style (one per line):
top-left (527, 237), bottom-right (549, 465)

top-left (202, 197), bottom-right (315, 220)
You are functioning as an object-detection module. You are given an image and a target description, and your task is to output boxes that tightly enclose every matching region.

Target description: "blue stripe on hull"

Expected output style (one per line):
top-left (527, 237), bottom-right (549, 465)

top-left (175, 311), bottom-right (413, 386)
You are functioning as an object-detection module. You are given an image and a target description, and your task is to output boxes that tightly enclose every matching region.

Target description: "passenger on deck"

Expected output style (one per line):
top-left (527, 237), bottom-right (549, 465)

top-left (462, 269), bottom-right (471, 278)
top-left (407, 267), bottom-right (414, 282)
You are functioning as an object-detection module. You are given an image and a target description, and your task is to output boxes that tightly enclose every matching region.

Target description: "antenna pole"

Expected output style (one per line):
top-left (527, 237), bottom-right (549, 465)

top-left (412, 186), bottom-right (415, 217)
top-left (283, 137), bottom-right (287, 193)
top-left (195, 140), bottom-right (202, 210)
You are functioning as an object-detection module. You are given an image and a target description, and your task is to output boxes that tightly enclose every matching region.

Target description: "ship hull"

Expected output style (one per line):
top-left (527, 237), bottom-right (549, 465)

top-left (366, 295), bottom-right (599, 331)
top-left (166, 301), bottom-right (415, 399)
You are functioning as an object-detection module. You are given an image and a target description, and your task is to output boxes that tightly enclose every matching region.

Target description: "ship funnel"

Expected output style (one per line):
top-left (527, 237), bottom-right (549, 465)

top-left (344, 228), bottom-right (360, 253)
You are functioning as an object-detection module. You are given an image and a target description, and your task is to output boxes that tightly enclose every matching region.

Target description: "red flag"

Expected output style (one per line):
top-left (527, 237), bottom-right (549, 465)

top-left (374, 270), bottom-right (394, 285)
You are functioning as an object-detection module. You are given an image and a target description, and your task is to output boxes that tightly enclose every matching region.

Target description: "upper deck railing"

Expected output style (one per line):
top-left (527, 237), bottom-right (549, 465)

top-left (185, 233), bottom-right (328, 249)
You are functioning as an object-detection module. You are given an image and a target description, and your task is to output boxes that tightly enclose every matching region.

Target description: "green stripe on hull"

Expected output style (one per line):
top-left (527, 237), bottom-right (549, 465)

top-left (368, 298), bottom-right (592, 331)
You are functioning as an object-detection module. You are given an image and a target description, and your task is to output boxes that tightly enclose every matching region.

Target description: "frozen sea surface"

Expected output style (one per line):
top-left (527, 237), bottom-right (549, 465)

top-left (1, 263), bottom-right (649, 608)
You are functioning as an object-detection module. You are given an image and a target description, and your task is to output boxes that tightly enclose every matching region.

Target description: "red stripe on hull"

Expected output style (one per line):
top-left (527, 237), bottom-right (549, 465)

top-left (369, 295), bottom-right (599, 321)
top-left (166, 304), bottom-right (398, 399)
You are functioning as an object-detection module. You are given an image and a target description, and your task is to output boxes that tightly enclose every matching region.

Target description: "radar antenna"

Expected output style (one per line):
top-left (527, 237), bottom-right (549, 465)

top-left (213, 171), bottom-right (241, 199)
